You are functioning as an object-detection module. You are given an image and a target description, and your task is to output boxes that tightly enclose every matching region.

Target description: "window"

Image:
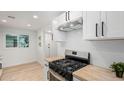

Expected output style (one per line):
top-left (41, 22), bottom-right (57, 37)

top-left (19, 35), bottom-right (29, 48)
top-left (6, 34), bottom-right (29, 48)
top-left (6, 34), bottom-right (18, 48)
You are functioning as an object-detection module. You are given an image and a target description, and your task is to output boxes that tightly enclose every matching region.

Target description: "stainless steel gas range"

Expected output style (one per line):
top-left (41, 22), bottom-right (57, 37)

top-left (48, 49), bottom-right (90, 81)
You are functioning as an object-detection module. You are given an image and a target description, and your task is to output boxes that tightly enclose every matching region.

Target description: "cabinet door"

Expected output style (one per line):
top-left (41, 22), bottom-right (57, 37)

top-left (85, 11), bottom-right (101, 38)
top-left (69, 11), bottom-right (82, 20)
top-left (106, 11), bottom-right (124, 37)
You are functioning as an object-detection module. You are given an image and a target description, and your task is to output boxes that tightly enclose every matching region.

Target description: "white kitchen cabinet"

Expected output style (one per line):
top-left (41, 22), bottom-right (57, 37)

top-left (56, 11), bottom-right (82, 25)
top-left (83, 11), bottom-right (101, 39)
top-left (69, 11), bottom-right (82, 21)
top-left (52, 11), bottom-right (83, 41)
top-left (83, 11), bottom-right (124, 40)
top-left (105, 11), bottom-right (124, 37)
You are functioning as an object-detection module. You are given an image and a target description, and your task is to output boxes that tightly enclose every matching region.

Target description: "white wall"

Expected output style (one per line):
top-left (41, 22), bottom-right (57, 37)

top-left (37, 29), bottom-right (45, 65)
top-left (57, 29), bottom-right (124, 68)
top-left (0, 27), bottom-right (38, 67)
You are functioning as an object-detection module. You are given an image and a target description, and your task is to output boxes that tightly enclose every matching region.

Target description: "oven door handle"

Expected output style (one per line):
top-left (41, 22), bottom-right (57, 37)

top-left (48, 69), bottom-right (66, 81)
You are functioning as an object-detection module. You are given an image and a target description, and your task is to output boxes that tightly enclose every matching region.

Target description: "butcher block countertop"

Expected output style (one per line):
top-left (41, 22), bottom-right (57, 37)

top-left (45, 56), bottom-right (65, 62)
top-left (73, 65), bottom-right (124, 81)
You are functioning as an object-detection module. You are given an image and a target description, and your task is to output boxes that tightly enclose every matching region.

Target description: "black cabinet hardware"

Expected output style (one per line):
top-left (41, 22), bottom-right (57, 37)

top-left (96, 23), bottom-right (98, 37)
top-left (68, 11), bottom-right (70, 20)
top-left (65, 12), bottom-right (68, 21)
top-left (102, 21), bottom-right (104, 36)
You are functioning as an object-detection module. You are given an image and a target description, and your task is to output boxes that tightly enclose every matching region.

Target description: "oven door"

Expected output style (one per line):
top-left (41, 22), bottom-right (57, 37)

top-left (47, 69), bottom-right (66, 81)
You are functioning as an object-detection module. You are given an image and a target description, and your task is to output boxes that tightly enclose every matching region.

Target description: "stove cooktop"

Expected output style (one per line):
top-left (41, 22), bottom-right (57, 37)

top-left (53, 59), bottom-right (87, 72)
top-left (49, 58), bottom-right (88, 81)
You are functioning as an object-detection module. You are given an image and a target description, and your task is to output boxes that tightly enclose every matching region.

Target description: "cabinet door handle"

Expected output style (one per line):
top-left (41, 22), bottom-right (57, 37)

top-left (96, 23), bottom-right (98, 37)
top-left (68, 11), bottom-right (70, 20)
top-left (102, 21), bottom-right (104, 36)
top-left (65, 12), bottom-right (67, 21)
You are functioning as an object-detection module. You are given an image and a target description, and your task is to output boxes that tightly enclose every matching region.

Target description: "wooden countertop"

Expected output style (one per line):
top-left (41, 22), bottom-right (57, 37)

top-left (73, 65), bottom-right (124, 81)
top-left (45, 56), bottom-right (65, 62)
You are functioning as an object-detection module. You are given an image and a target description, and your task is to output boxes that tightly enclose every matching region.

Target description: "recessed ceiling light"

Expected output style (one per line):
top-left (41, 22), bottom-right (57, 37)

top-left (2, 19), bottom-right (7, 23)
top-left (27, 24), bottom-right (31, 27)
top-left (33, 15), bottom-right (38, 19)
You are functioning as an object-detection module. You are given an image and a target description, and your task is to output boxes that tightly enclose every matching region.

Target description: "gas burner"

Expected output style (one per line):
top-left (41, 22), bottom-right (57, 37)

top-left (49, 50), bottom-right (90, 81)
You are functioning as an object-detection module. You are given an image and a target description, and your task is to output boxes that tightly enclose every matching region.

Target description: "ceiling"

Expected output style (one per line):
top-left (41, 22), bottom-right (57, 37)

top-left (0, 11), bottom-right (64, 31)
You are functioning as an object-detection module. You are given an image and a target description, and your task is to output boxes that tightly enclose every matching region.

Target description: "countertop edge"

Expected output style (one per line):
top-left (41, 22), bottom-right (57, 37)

top-left (45, 56), bottom-right (65, 63)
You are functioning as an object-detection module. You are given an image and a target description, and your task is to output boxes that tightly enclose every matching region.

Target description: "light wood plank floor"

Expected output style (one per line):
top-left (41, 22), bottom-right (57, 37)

top-left (1, 62), bottom-right (44, 81)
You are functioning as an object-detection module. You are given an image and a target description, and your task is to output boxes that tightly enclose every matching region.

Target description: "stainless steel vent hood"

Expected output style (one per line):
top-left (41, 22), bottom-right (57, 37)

top-left (57, 17), bottom-right (83, 32)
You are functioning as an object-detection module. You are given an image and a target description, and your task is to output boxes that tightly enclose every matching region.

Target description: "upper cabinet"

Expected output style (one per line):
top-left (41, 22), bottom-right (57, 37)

top-left (52, 11), bottom-right (82, 42)
top-left (83, 11), bottom-right (124, 40)
top-left (69, 11), bottom-right (82, 21)
top-left (105, 12), bottom-right (124, 37)
top-left (57, 11), bottom-right (82, 25)
top-left (83, 11), bottom-right (101, 39)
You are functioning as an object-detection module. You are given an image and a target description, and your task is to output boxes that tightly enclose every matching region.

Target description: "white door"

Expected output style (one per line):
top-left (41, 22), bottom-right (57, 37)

top-left (85, 11), bottom-right (101, 38)
top-left (44, 33), bottom-right (57, 58)
top-left (105, 11), bottom-right (124, 37)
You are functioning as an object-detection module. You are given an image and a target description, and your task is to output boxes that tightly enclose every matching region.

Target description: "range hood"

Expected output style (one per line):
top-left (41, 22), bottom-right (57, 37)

top-left (57, 17), bottom-right (83, 32)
